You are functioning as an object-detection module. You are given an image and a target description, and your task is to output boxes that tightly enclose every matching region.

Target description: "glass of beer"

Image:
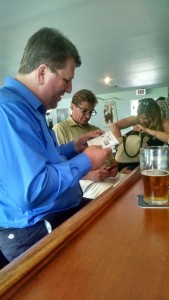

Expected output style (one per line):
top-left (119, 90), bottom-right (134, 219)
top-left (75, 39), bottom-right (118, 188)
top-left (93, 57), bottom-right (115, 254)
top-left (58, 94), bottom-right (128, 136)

top-left (140, 146), bottom-right (169, 205)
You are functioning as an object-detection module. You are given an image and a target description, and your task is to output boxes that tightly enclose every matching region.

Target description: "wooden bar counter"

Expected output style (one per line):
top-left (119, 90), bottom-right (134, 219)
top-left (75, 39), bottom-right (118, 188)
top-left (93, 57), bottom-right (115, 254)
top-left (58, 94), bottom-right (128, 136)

top-left (0, 167), bottom-right (169, 299)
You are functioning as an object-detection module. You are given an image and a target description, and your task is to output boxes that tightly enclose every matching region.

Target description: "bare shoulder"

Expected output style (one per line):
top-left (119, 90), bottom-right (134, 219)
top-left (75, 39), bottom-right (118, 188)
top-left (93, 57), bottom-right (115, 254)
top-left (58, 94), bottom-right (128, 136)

top-left (113, 115), bottom-right (139, 128)
top-left (162, 118), bottom-right (169, 132)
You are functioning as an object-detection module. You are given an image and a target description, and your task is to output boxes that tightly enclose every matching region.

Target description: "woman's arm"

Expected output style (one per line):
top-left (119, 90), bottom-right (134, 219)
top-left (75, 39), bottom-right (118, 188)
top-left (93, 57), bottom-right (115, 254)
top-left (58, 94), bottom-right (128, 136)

top-left (134, 124), bottom-right (169, 144)
top-left (162, 119), bottom-right (169, 133)
top-left (111, 115), bottom-right (139, 139)
top-left (113, 115), bottom-right (139, 129)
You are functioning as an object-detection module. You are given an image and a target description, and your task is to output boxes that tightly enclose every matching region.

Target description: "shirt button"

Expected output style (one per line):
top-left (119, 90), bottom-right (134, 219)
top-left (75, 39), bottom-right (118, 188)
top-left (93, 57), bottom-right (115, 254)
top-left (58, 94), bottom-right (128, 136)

top-left (8, 233), bottom-right (15, 239)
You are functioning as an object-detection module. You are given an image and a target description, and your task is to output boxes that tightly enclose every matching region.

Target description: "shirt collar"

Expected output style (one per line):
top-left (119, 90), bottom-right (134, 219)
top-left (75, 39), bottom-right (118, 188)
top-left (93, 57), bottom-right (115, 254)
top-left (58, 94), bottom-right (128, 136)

top-left (68, 115), bottom-right (91, 129)
top-left (67, 115), bottom-right (78, 126)
top-left (4, 77), bottom-right (46, 114)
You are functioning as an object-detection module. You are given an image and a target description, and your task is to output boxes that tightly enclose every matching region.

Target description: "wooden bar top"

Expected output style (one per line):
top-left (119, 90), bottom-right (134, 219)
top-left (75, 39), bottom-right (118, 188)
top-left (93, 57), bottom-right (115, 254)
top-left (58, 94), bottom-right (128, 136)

top-left (1, 168), bottom-right (169, 299)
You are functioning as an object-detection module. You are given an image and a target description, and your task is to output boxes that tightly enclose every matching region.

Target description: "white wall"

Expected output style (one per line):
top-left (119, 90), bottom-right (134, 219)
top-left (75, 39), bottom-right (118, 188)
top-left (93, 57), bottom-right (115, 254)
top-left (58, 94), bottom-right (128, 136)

top-left (49, 86), bottom-right (168, 133)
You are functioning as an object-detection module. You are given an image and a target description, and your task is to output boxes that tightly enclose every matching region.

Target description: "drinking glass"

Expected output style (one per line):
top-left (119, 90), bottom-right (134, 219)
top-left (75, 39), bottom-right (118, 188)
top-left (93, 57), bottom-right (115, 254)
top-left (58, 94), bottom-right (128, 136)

top-left (140, 146), bottom-right (169, 205)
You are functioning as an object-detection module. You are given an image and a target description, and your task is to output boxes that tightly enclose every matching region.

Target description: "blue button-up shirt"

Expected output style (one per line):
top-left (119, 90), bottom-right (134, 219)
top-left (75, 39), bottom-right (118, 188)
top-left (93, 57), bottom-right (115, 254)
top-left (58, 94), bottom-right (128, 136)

top-left (0, 77), bottom-right (91, 228)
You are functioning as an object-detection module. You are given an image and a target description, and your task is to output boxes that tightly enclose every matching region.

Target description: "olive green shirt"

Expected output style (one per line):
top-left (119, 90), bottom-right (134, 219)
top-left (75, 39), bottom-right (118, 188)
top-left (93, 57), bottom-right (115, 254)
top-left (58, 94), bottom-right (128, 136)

top-left (53, 116), bottom-right (114, 167)
top-left (53, 115), bottom-right (99, 145)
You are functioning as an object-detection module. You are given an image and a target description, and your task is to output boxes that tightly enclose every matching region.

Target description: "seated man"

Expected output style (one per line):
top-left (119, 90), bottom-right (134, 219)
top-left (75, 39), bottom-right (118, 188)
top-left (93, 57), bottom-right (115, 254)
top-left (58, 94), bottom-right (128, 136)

top-left (53, 89), bottom-right (125, 199)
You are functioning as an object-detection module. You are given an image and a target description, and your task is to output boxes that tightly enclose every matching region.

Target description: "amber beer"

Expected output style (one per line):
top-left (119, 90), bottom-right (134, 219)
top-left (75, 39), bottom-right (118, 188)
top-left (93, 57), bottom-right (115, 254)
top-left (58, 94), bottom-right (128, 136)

top-left (141, 169), bottom-right (169, 205)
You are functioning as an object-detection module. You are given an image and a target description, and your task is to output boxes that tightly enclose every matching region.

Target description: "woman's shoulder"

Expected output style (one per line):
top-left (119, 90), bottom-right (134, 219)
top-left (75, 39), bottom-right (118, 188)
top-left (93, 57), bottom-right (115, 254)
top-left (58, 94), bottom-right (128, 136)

top-left (162, 118), bottom-right (169, 132)
top-left (114, 115), bottom-right (139, 128)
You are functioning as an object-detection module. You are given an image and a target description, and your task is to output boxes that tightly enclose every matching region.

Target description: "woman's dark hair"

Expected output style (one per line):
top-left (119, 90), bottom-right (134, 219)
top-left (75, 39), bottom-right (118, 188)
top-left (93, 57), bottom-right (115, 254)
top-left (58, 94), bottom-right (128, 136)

top-left (18, 27), bottom-right (81, 74)
top-left (137, 98), bottom-right (163, 130)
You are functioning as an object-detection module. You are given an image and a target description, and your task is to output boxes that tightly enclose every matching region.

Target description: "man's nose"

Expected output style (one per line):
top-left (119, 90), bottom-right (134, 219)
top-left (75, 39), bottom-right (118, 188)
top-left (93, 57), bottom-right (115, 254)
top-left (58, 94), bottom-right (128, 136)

top-left (85, 112), bottom-right (91, 119)
top-left (66, 81), bottom-right (72, 93)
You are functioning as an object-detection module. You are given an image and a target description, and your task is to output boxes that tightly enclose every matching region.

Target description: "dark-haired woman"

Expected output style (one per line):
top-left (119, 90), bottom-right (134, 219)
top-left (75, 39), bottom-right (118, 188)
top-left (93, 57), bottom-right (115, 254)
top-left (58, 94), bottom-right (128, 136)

top-left (111, 98), bottom-right (169, 172)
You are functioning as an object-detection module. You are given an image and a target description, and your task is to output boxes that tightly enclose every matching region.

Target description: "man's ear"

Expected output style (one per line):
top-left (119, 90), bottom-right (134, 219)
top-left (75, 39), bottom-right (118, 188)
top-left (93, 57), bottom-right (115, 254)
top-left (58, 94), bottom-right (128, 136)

top-left (37, 64), bottom-right (48, 85)
top-left (70, 103), bottom-right (75, 111)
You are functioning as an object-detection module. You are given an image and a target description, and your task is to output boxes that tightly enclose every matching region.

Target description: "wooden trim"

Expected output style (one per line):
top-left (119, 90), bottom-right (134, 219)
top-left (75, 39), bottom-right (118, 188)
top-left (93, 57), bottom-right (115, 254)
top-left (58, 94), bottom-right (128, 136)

top-left (0, 168), bottom-right (140, 298)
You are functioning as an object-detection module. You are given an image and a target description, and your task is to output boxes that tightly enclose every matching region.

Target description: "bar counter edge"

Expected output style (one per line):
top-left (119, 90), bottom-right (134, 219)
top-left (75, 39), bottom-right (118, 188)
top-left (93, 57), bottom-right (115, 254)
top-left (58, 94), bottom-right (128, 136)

top-left (0, 167), bottom-right (140, 298)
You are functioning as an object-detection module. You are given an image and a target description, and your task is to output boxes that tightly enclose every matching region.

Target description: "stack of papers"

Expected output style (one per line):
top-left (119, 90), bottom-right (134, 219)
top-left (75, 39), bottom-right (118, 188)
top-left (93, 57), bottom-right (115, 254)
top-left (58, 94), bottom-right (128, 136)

top-left (87, 131), bottom-right (118, 152)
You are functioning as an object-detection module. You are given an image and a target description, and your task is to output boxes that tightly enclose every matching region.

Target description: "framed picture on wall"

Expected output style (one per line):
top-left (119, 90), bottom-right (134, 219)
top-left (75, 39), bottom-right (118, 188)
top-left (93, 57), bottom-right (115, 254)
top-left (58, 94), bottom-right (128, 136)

top-left (103, 100), bottom-right (118, 126)
top-left (56, 108), bottom-right (69, 123)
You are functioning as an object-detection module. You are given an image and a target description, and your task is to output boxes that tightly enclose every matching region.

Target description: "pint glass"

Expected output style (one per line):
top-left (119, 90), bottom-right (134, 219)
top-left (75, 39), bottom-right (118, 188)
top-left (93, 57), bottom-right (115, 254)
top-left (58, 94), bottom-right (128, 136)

top-left (140, 146), bottom-right (169, 205)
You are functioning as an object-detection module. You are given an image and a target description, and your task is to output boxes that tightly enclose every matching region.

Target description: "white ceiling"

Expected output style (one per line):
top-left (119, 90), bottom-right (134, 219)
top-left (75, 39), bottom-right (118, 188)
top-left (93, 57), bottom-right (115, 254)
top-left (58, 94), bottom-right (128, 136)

top-left (0, 0), bottom-right (169, 97)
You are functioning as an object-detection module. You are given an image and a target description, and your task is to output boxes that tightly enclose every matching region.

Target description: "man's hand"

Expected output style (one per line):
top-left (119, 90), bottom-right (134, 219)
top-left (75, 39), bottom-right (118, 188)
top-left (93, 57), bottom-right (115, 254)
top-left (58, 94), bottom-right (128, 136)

top-left (105, 165), bottom-right (118, 177)
top-left (83, 165), bottom-right (118, 182)
top-left (73, 130), bottom-right (105, 153)
top-left (83, 145), bottom-right (112, 171)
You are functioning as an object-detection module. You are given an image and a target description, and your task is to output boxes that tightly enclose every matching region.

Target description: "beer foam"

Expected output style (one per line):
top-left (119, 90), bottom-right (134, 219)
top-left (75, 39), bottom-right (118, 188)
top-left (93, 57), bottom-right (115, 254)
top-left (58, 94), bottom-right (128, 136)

top-left (141, 169), bottom-right (169, 176)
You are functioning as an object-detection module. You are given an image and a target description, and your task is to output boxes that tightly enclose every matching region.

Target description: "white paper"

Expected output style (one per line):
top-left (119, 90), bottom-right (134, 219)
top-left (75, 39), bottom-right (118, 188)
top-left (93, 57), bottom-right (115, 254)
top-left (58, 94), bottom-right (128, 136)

top-left (87, 131), bottom-right (118, 150)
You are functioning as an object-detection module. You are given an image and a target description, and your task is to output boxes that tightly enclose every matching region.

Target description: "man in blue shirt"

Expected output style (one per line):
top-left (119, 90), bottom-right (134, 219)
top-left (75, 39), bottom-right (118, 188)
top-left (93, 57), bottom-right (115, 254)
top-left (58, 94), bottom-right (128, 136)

top-left (0, 27), bottom-right (111, 262)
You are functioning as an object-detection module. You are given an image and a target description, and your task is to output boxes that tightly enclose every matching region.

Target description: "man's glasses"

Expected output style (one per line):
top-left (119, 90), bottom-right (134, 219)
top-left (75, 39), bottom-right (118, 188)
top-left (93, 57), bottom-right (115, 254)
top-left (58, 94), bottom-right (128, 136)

top-left (75, 103), bottom-right (97, 116)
